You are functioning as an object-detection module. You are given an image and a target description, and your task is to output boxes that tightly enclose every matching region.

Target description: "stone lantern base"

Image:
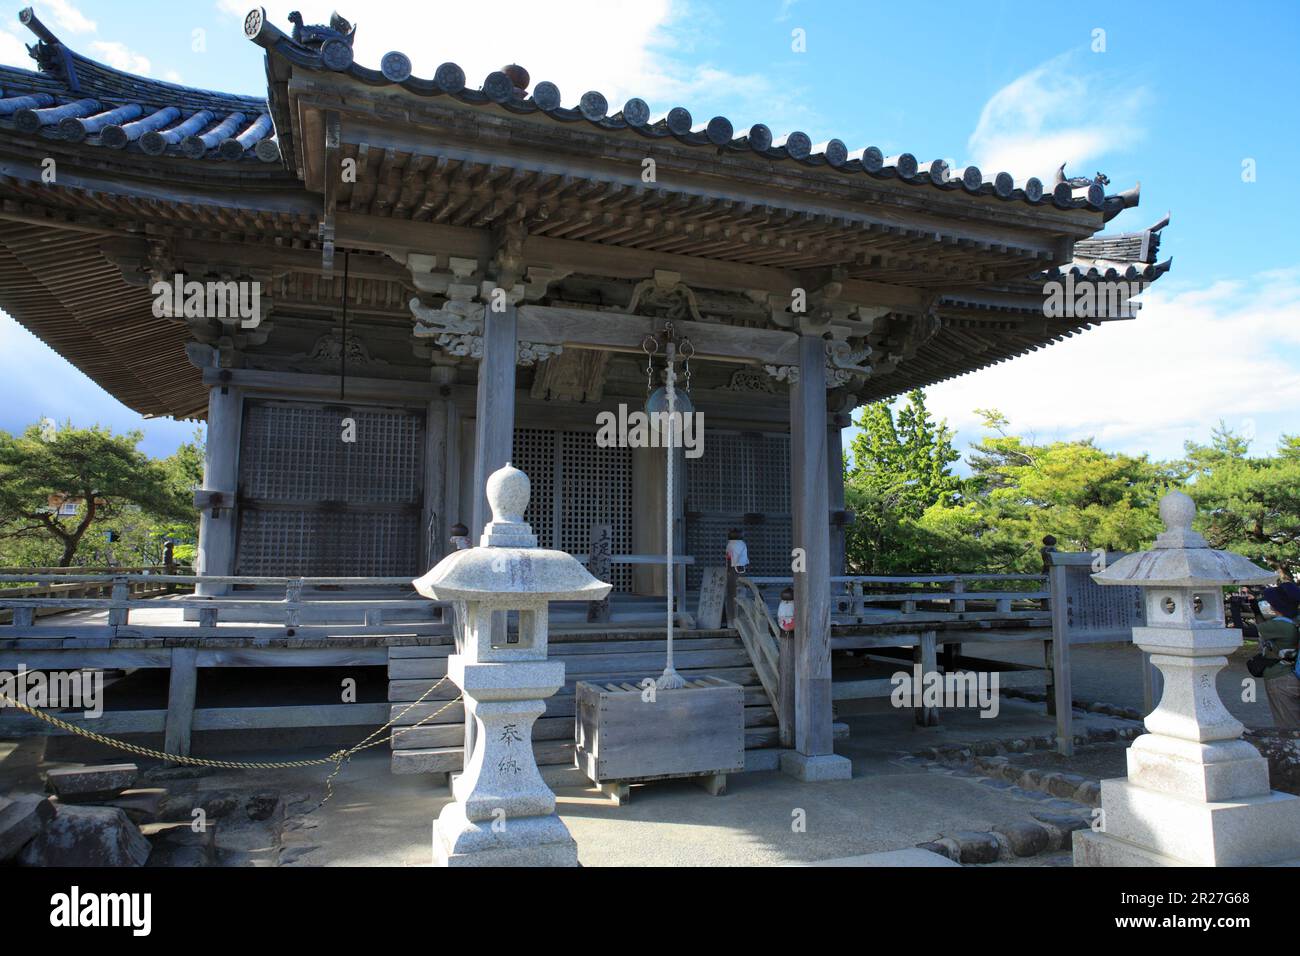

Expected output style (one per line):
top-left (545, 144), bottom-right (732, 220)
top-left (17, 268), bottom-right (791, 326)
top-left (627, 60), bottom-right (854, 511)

top-left (1074, 745), bottom-right (1300, 867)
top-left (433, 804), bottom-right (577, 867)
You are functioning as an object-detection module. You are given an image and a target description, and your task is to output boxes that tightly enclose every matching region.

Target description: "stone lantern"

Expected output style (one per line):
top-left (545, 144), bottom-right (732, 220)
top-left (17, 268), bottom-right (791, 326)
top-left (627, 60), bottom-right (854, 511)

top-left (415, 463), bottom-right (611, 866)
top-left (1075, 490), bottom-right (1300, 866)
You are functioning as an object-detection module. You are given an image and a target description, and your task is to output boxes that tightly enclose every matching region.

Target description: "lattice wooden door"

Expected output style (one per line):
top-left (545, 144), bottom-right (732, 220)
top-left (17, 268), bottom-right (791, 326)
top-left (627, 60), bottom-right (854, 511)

top-left (235, 400), bottom-right (424, 576)
top-left (512, 427), bottom-right (633, 592)
top-left (685, 431), bottom-right (791, 589)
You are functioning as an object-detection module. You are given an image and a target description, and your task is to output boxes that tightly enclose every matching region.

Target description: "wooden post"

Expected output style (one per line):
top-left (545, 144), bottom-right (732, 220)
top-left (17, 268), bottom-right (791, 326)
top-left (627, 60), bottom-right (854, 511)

top-left (915, 630), bottom-right (939, 726)
top-left (422, 392), bottom-right (449, 571)
top-left (723, 563), bottom-right (738, 626)
top-left (586, 523), bottom-right (612, 623)
top-left (107, 576), bottom-right (129, 627)
top-left (471, 304), bottom-right (517, 536)
top-left (164, 647), bottom-right (198, 760)
top-left (789, 333), bottom-right (835, 762)
top-left (951, 578), bottom-right (966, 614)
top-left (778, 630), bottom-right (796, 748)
top-left (1048, 560), bottom-right (1073, 755)
top-left (196, 384), bottom-right (241, 598)
top-left (631, 445), bottom-right (666, 597)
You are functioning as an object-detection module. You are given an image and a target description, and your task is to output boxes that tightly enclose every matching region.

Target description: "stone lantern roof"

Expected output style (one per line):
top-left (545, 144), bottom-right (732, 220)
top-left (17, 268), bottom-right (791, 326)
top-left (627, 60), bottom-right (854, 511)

top-left (413, 463), bottom-right (611, 607)
top-left (1092, 490), bottom-right (1275, 589)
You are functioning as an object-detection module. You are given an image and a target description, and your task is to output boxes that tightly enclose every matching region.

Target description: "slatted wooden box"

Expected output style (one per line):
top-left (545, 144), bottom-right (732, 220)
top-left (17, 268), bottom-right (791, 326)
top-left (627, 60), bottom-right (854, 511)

top-left (575, 676), bottom-right (745, 783)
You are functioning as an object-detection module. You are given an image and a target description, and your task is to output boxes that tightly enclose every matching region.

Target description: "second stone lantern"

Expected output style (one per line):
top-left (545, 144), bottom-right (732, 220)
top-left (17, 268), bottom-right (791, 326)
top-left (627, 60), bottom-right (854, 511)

top-left (415, 463), bottom-right (611, 866)
top-left (1077, 490), bottom-right (1300, 866)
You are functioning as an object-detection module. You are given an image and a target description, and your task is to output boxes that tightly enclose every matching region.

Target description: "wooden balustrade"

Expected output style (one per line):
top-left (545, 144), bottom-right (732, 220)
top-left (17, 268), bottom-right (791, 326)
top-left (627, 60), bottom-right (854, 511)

top-left (740, 573), bottom-right (1050, 625)
top-left (0, 573), bottom-right (451, 639)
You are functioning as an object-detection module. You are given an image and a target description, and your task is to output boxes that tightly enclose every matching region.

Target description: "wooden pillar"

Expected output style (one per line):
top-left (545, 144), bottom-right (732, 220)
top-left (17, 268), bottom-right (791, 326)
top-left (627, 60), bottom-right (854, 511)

top-left (422, 397), bottom-right (448, 570)
top-left (784, 333), bottom-right (848, 780)
top-left (914, 630), bottom-right (939, 726)
top-left (164, 647), bottom-right (198, 760)
top-left (778, 630), bottom-right (796, 748)
top-left (1048, 560), bottom-right (1074, 755)
top-left (196, 384), bottom-right (241, 598)
top-left (631, 445), bottom-right (666, 596)
top-left (471, 304), bottom-right (518, 535)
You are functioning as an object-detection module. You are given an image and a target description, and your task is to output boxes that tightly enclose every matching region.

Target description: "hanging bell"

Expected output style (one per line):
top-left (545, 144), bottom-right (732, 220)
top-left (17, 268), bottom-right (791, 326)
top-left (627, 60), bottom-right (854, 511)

top-left (777, 587), bottom-right (796, 632)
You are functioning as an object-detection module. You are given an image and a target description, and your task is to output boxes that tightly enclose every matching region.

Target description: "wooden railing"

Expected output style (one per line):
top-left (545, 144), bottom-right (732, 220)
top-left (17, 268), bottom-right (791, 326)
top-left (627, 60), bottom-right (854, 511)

top-left (0, 569), bottom-right (187, 625)
top-left (0, 573), bottom-right (451, 639)
top-left (731, 577), bottom-right (782, 733)
top-left (739, 573), bottom-right (1050, 626)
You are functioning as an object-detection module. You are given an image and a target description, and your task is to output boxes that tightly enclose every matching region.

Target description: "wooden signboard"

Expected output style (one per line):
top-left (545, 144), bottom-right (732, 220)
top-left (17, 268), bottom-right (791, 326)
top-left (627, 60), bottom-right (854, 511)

top-left (586, 524), bottom-right (613, 623)
top-left (696, 566), bottom-right (726, 630)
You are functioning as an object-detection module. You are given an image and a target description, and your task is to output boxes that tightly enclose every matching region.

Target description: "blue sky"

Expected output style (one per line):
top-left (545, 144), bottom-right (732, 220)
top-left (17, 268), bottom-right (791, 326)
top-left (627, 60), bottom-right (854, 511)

top-left (0, 0), bottom-right (1296, 462)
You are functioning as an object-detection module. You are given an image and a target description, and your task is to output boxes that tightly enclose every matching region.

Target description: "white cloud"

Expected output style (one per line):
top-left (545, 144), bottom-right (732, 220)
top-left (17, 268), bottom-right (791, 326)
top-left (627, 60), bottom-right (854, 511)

top-left (88, 40), bottom-right (151, 75)
top-left (967, 51), bottom-right (1148, 182)
top-left (0, 27), bottom-right (29, 67)
top-left (35, 0), bottom-right (96, 35)
top-left (218, 1), bottom-right (816, 137)
top-left (922, 267), bottom-right (1300, 462)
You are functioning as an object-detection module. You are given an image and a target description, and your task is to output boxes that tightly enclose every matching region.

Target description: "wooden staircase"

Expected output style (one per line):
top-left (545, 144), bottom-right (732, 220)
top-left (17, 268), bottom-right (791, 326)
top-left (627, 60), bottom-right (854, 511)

top-left (388, 632), bottom-right (780, 777)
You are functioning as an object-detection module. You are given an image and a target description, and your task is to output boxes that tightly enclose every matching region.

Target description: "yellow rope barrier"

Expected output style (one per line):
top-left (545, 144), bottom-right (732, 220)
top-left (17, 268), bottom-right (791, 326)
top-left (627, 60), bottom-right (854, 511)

top-left (0, 676), bottom-right (462, 809)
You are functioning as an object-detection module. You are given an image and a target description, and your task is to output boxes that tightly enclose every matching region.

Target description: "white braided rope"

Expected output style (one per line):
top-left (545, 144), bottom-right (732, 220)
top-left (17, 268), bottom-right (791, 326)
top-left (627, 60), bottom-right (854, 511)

top-left (657, 345), bottom-right (685, 690)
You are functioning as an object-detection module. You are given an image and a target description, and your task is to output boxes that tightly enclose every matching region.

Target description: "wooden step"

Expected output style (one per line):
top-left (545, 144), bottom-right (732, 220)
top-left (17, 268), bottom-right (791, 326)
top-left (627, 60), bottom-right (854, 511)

top-left (390, 703), bottom-right (778, 750)
top-left (388, 646), bottom-right (752, 679)
top-left (389, 686), bottom-right (773, 725)
top-left (393, 726), bottom-right (780, 775)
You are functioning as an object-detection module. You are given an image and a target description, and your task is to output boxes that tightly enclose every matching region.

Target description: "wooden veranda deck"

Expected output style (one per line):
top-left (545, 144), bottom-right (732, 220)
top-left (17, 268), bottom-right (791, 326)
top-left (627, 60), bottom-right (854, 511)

top-left (0, 567), bottom-right (1110, 769)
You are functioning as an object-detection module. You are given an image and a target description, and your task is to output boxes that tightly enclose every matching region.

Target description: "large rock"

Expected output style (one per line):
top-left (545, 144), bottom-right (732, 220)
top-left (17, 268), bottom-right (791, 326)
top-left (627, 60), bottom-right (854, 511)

top-left (45, 764), bottom-right (139, 802)
top-left (993, 820), bottom-right (1051, 857)
top-left (0, 793), bottom-right (56, 861)
top-left (20, 805), bottom-right (150, 867)
top-left (946, 830), bottom-right (1001, 864)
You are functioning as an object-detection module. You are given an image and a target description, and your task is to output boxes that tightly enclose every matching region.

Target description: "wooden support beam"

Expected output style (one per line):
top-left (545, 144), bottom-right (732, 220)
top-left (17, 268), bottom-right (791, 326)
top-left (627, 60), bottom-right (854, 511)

top-left (163, 647), bottom-right (198, 761)
top-left (471, 304), bottom-right (518, 535)
top-left (1048, 561), bottom-right (1073, 755)
top-left (196, 385), bottom-right (241, 598)
top-left (518, 303), bottom-right (799, 365)
top-left (334, 213), bottom-right (928, 312)
top-left (914, 630), bottom-right (939, 726)
top-left (790, 333), bottom-right (834, 759)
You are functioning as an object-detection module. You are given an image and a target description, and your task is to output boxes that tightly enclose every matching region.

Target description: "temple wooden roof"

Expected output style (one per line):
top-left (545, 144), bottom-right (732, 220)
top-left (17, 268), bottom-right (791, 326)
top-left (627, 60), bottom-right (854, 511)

top-left (0, 6), bottom-right (1171, 419)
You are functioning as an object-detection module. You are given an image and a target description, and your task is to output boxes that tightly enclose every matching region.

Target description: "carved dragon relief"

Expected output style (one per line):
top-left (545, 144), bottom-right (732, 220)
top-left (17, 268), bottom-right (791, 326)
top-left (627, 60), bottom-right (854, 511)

top-left (762, 335), bottom-right (873, 388)
top-left (409, 286), bottom-right (565, 367)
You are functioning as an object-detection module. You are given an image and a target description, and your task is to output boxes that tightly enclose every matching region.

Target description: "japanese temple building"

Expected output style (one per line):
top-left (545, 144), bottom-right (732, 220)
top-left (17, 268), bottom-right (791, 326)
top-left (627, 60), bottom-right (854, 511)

top-left (0, 8), bottom-right (1169, 772)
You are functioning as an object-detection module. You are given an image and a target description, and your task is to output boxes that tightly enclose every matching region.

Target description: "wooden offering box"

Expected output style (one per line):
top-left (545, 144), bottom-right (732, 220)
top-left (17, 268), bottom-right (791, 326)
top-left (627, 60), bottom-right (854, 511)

top-left (575, 676), bottom-right (745, 796)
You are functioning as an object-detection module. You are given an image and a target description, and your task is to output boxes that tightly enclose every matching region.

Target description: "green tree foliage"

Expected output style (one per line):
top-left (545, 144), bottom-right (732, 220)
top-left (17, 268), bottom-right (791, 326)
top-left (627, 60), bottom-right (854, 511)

top-left (844, 399), bottom-right (1171, 574)
top-left (844, 390), bottom-right (965, 572)
top-left (1182, 424), bottom-right (1300, 580)
top-left (0, 422), bottom-right (199, 567)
